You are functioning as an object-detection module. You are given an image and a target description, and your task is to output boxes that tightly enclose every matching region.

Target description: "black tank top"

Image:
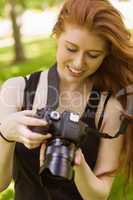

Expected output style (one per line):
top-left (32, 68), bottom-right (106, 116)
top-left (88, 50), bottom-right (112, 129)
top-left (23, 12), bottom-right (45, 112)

top-left (13, 64), bottom-right (111, 200)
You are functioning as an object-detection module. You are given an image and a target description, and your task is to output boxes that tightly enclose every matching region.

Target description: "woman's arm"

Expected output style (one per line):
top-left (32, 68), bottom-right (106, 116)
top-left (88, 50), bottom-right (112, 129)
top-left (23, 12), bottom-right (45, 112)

top-left (74, 97), bottom-right (124, 200)
top-left (0, 77), bottom-right (25, 191)
top-left (0, 139), bottom-right (16, 191)
top-left (0, 74), bottom-right (51, 192)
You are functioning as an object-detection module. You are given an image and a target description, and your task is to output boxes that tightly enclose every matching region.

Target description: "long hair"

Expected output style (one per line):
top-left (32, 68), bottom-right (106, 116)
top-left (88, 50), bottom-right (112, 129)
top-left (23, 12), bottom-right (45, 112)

top-left (52, 0), bottom-right (133, 183)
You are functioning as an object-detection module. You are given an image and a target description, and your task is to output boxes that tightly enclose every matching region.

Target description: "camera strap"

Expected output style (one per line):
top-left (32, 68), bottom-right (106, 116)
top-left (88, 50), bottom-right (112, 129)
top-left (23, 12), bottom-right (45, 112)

top-left (22, 71), bottom-right (42, 110)
top-left (46, 63), bottom-right (60, 109)
top-left (85, 96), bottom-right (133, 139)
top-left (97, 88), bottom-right (133, 139)
top-left (22, 63), bottom-right (59, 111)
top-left (83, 86), bottom-right (133, 139)
top-left (85, 118), bottom-right (129, 139)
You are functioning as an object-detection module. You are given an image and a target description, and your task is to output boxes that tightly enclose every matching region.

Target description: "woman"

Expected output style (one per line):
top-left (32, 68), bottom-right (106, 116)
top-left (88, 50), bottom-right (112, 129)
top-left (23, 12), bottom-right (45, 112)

top-left (0, 0), bottom-right (133, 199)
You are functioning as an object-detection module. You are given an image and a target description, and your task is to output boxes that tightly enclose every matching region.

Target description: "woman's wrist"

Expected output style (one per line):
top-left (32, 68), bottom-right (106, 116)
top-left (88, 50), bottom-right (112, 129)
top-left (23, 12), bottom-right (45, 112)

top-left (74, 150), bottom-right (107, 200)
top-left (0, 123), bottom-right (14, 143)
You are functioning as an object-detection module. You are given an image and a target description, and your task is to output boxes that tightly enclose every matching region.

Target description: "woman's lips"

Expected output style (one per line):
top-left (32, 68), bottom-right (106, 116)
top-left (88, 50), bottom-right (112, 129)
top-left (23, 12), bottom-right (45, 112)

top-left (66, 66), bottom-right (84, 77)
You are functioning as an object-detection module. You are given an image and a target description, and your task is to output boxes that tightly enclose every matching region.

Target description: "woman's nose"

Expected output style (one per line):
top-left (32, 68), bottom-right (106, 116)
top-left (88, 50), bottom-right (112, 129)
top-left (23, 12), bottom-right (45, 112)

top-left (73, 54), bottom-right (86, 70)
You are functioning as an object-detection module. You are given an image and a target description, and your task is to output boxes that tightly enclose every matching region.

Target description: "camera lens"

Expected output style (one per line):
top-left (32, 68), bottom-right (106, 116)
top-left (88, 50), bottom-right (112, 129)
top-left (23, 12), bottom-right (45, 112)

top-left (40, 138), bottom-right (75, 182)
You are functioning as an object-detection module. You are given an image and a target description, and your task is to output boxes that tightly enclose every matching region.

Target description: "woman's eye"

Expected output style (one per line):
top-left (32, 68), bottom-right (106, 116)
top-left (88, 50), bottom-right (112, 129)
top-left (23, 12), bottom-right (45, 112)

top-left (66, 48), bottom-right (77, 52)
top-left (87, 54), bottom-right (100, 59)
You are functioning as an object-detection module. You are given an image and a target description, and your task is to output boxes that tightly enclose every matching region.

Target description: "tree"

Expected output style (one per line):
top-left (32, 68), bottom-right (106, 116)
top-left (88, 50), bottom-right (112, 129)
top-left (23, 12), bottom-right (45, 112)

top-left (8, 0), bottom-right (26, 62)
top-left (0, 0), bottom-right (26, 63)
top-left (0, 0), bottom-right (62, 63)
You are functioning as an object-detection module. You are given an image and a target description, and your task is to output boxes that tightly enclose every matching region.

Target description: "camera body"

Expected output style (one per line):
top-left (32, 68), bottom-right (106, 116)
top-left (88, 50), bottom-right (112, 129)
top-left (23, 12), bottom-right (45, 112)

top-left (30, 107), bottom-right (88, 183)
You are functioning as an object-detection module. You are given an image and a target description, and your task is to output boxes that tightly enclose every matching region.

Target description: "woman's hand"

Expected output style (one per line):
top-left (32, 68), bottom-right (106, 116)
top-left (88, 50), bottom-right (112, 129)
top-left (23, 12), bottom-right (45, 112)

top-left (39, 142), bottom-right (47, 168)
top-left (74, 148), bottom-right (83, 166)
top-left (0, 110), bottom-right (52, 149)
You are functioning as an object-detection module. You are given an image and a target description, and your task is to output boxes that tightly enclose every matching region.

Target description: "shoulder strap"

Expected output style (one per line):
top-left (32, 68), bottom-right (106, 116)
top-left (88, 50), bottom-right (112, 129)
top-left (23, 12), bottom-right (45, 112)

top-left (97, 91), bottom-right (112, 130)
top-left (22, 63), bottom-right (59, 111)
top-left (84, 89), bottom-right (130, 139)
top-left (46, 64), bottom-right (59, 109)
top-left (22, 71), bottom-right (42, 110)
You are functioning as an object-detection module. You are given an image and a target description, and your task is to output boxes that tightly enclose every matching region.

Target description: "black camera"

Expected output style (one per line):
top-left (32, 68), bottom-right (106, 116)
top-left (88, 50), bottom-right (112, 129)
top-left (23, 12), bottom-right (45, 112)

top-left (29, 107), bottom-right (88, 183)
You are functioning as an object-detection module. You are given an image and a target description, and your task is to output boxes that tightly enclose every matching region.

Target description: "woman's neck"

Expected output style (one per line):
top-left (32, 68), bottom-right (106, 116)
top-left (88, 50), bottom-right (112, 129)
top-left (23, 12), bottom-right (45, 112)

top-left (59, 78), bottom-right (91, 93)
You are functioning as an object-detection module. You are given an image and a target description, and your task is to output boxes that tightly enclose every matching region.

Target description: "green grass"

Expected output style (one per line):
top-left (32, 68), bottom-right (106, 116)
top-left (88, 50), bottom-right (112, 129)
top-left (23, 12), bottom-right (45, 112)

top-left (109, 173), bottom-right (133, 200)
top-left (0, 182), bottom-right (14, 200)
top-left (0, 36), bottom-right (133, 200)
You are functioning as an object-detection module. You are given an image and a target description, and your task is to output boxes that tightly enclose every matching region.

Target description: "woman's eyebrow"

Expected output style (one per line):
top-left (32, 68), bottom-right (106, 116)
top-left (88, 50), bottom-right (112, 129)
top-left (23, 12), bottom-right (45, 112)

top-left (65, 40), bottom-right (77, 47)
top-left (65, 40), bottom-right (104, 53)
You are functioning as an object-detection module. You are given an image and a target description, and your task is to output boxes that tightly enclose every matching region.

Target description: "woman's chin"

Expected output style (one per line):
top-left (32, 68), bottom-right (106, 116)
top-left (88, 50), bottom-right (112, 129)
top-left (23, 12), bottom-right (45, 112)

top-left (57, 66), bottom-right (87, 83)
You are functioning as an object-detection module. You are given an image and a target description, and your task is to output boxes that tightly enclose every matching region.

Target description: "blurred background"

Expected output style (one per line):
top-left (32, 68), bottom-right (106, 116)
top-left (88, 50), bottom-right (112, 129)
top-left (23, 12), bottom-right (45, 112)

top-left (0, 0), bottom-right (133, 199)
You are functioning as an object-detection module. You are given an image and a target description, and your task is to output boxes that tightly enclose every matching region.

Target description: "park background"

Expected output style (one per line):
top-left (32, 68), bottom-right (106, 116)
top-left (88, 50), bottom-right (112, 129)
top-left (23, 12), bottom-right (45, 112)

top-left (0, 0), bottom-right (133, 199)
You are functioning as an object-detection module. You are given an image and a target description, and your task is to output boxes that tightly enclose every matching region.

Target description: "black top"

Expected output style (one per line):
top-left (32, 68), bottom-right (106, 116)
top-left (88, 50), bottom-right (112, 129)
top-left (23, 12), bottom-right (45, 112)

top-left (13, 64), bottom-right (111, 200)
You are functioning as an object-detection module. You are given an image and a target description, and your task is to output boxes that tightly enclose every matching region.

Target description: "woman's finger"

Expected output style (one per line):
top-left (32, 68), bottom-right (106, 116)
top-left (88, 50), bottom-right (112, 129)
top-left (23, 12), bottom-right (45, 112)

top-left (40, 143), bottom-right (46, 167)
top-left (20, 110), bottom-right (36, 117)
top-left (18, 125), bottom-right (52, 142)
top-left (24, 143), bottom-right (41, 149)
top-left (17, 116), bottom-right (48, 126)
top-left (74, 149), bottom-right (82, 165)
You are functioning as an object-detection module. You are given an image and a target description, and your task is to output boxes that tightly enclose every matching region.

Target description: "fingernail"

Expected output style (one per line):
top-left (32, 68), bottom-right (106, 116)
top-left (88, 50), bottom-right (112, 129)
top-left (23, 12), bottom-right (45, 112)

top-left (46, 133), bottom-right (52, 137)
top-left (40, 120), bottom-right (48, 125)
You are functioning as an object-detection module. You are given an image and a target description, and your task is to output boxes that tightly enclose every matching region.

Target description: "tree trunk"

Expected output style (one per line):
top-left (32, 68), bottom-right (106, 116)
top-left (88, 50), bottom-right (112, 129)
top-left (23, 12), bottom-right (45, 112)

top-left (9, 0), bottom-right (26, 63)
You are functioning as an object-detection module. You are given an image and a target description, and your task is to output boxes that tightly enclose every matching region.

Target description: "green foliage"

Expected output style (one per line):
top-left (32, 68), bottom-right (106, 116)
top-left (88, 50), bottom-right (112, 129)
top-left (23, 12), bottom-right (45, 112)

top-left (24, 0), bottom-right (62, 8)
top-left (108, 173), bottom-right (133, 200)
top-left (0, 36), bottom-right (56, 82)
top-left (0, 0), bottom-right (62, 18)
top-left (0, 182), bottom-right (14, 200)
top-left (0, 189), bottom-right (14, 200)
top-left (0, 0), bottom-right (6, 17)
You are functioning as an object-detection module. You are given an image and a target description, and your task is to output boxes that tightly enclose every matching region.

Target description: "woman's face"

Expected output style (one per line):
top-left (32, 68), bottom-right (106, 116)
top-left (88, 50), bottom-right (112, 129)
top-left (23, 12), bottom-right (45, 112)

top-left (56, 23), bottom-right (108, 84)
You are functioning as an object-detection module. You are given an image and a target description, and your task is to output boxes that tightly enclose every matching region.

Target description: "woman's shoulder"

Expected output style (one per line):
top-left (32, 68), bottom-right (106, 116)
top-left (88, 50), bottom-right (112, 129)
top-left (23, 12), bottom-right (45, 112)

top-left (9, 68), bottom-right (49, 88)
top-left (99, 91), bottom-right (123, 110)
top-left (95, 91), bottom-right (123, 130)
top-left (24, 68), bottom-right (49, 81)
top-left (1, 76), bottom-right (26, 92)
top-left (0, 68), bottom-right (50, 112)
top-left (102, 92), bottom-right (123, 111)
top-left (0, 76), bottom-right (26, 112)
